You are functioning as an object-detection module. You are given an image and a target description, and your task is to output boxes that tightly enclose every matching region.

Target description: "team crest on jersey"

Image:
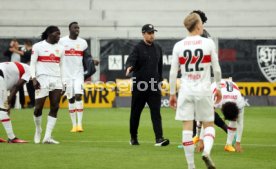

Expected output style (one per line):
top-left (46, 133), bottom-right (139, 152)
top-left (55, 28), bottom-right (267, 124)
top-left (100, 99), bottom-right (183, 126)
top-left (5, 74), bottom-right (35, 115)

top-left (55, 50), bottom-right (59, 55)
top-left (257, 45), bottom-right (276, 82)
top-left (76, 44), bottom-right (80, 49)
top-left (49, 53), bottom-right (56, 60)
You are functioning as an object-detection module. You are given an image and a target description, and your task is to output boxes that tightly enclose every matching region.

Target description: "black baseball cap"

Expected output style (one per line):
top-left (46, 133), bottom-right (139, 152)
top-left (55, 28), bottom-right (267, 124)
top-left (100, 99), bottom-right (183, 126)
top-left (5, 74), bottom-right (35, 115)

top-left (142, 24), bottom-right (157, 33)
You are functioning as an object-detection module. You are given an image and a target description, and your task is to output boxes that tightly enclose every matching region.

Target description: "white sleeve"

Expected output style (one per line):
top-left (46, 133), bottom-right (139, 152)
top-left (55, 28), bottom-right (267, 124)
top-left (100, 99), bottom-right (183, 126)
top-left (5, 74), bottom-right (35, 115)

top-left (210, 40), bottom-right (221, 90)
top-left (169, 44), bottom-right (180, 95)
top-left (236, 108), bottom-right (244, 143)
top-left (60, 47), bottom-right (66, 85)
top-left (84, 40), bottom-right (88, 50)
top-left (30, 44), bottom-right (39, 78)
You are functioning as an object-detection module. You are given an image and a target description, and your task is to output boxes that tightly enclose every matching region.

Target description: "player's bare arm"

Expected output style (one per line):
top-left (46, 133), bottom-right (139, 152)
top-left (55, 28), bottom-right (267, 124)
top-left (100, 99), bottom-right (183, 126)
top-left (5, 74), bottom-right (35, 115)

top-left (169, 94), bottom-right (177, 110)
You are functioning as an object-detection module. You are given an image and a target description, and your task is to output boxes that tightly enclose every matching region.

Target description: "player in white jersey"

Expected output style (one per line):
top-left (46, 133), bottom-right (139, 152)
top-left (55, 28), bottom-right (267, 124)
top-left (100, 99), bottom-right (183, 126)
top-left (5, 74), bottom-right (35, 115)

top-left (30, 26), bottom-right (64, 144)
top-left (59, 22), bottom-right (97, 132)
top-left (0, 62), bottom-right (30, 143)
top-left (169, 13), bottom-right (222, 169)
top-left (212, 79), bottom-right (245, 152)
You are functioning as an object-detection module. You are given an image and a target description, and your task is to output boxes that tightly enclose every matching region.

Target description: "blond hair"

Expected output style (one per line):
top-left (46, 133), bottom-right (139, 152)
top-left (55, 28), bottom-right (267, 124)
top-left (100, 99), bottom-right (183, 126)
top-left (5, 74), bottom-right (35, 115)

top-left (184, 13), bottom-right (201, 32)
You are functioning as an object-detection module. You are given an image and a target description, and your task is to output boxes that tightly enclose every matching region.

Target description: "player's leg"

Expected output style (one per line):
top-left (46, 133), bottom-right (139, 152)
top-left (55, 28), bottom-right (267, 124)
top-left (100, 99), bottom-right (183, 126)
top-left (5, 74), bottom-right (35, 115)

top-left (74, 79), bottom-right (84, 132)
top-left (75, 94), bottom-right (83, 132)
top-left (176, 95), bottom-right (195, 169)
top-left (68, 96), bottom-right (77, 132)
top-left (0, 79), bottom-right (27, 143)
top-left (193, 121), bottom-right (202, 144)
top-left (33, 96), bottom-right (47, 143)
top-left (147, 90), bottom-right (169, 146)
top-left (26, 80), bottom-right (35, 107)
top-left (235, 109), bottom-right (244, 152)
top-left (196, 96), bottom-right (216, 169)
top-left (182, 121), bottom-right (195, 169)
top-left (65, 80), bottom-right (77, 132)
top-left (129, 90), bottom-right (146, 145)
top-left (42, 89), bottom-right (62, 144)
top-left (224, 121), bottom-right (237, 152)
top-left (214, 111), bottom-right (227, 133)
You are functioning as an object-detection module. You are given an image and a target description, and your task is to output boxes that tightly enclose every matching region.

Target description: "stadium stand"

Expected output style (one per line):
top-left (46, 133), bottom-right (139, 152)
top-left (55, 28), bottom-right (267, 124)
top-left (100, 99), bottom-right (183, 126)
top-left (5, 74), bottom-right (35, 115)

top-left (0, 0), bottom-right (276, 38)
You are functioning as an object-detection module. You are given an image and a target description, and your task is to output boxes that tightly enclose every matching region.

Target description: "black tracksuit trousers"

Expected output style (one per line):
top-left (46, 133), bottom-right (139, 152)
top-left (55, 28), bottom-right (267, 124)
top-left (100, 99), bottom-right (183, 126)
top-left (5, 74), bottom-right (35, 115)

top-left (130, 89), bottom-right (163, 140)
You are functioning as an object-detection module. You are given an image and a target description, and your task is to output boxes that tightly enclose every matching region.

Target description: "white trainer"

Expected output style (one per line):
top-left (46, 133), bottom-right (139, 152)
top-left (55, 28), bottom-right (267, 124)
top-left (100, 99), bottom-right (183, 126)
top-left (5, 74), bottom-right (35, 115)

top-left (42, 137), bottom-right (60, 144)
top-left (34, 128), bottom-right (42, 144)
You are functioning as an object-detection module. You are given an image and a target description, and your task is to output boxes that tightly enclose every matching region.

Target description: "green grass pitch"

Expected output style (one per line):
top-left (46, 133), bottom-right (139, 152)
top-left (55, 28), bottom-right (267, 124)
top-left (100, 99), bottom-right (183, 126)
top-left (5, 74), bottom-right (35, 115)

top-left (1, 107), bottom-right (276, 169)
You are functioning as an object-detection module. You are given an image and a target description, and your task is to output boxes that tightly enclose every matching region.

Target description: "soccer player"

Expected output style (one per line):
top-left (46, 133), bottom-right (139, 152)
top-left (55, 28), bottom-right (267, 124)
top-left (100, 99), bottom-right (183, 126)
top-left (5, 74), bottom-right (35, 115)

top-left (0, 62), bottom-right (30, 143)
top-left (169, 13), bottom-right (222, 169)
top-left (213, 79), bottom-right (245, 152)
top-left (191, 10), bottom-right (228, 143)
top-left (31, 26), bottom-right (64, 144)
top-left (59, 22), bottom-right (97, 132)
top-left (196, 79), bottom-right (245, 153)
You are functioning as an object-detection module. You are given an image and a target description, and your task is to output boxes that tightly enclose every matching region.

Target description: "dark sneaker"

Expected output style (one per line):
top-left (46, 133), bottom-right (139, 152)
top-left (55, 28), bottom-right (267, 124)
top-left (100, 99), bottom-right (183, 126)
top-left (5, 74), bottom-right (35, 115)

top-left (8, 137), bottom-right (28, 143)
top-left (130, 138), bottom-right (139, 145)
top-left (202, 155), bottom-right (216, 169)
top-left (155, 138), bottom-right (170, 146)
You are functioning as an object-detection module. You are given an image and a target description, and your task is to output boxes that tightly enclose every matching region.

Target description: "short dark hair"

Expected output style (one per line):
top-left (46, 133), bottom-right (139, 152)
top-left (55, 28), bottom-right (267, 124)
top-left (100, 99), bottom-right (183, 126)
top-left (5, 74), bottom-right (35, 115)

top-left (69, 22), bottom-right (78, 29)
top-left (221, 102), bottom-right (239, 121)
top-left (24, 39), bottom-right (33, 46)
top-left (191, 10), bottom-right (207, 24)
top-left (41, 26), bottom-right (59, 40)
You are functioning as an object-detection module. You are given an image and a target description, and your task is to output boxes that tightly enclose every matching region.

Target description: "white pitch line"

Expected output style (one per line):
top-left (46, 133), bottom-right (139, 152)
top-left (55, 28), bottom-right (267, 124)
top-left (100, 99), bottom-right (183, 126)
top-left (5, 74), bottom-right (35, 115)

top-left (60, 140), bottom-right (276, 147)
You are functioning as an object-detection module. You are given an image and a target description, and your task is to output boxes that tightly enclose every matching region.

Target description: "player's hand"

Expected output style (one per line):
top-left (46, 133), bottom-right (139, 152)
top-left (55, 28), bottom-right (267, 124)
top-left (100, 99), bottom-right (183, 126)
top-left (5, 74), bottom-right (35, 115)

top-left (32, 78), bottom-right (41, 90)
top-left (235, 142), bottom-right (243, 152)
top-left (196, 139), bottom-right (204, 152)
top-left (169, 95), bottom-right (177, 110)
top-left (214, 89), bottom-right (222, 104)
top-left (126, 66), bottom-right (133, 77)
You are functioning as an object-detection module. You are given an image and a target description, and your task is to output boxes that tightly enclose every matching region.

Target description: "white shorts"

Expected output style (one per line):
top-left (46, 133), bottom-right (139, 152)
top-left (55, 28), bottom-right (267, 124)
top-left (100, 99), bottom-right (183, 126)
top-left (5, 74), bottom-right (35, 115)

top-left (35, 75), bottom-right (63, 99)
top-left (0, 77), bottom-right (8, 109)
top-left (175, 94), bottom-right (214, 122)
top-left (64, 78), bottom-right (84, 99)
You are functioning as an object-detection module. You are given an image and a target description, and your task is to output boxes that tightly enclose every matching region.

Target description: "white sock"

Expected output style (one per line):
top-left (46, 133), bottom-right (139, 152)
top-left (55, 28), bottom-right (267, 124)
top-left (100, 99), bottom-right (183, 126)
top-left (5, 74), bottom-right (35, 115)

top-left (33, 115), bottom-right (42, 131)
top-left (226, 121), bottom-right (237, 145)
top-left (182, 130), bottom-right (195, 169)
top-left (75, 100), bottom-right (83, 127)
top-left (199, 125), bottom-right (204, 140)
top-left (203, 126), bottom-right (215, 156)
top-left (68, 103), bottom-right (76, 127)
top-left (0, 111), bottom-right (15, 139)
top-left (44, 116), bottom-right (57, 140)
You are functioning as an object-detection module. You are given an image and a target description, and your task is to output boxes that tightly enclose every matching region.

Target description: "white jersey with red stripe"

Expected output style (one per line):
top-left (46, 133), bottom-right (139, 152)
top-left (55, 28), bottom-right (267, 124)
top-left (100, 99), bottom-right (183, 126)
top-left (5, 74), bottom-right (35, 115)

top-left (59, 36), bottom-right (87, 80)
top-left (0, 62), bottom-right (31, 90)
top-left (211, 80), bottom-right (245, 109)
top-left (30, 40), bottom-right (64, 78)
top-left (212, 80), bottom-right (245, 143)
top-left (170, 35), bottom-right (221, 96)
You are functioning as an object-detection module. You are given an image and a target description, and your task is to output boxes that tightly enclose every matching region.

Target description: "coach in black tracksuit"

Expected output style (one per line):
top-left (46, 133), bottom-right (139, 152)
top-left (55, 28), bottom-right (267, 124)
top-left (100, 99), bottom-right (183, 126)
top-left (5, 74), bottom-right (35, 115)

top-left (126, 24), bottom-right (169, 146)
